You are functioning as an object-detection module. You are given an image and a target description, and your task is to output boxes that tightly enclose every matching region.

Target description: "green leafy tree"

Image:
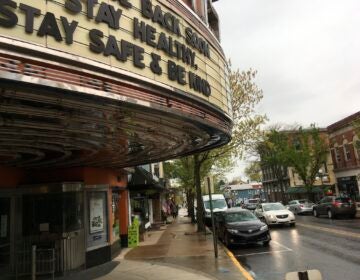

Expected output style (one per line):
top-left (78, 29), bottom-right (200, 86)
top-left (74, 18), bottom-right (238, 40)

top-left (166, 66), bottom-right (266, 231)
top-left (192, 65), bottom-right (267, 232)
top-left (258, 125), bottom-right (328, 201)
top-left (257, 129), bottom-right (289, 202)
top-left (286, 125), bottom-right (328, 191)
top-left (244, 161), bottom-right (262, 182)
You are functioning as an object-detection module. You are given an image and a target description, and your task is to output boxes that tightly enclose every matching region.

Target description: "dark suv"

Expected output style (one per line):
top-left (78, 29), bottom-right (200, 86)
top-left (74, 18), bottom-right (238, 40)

top-left (313, 196), bottom-right (356, 219)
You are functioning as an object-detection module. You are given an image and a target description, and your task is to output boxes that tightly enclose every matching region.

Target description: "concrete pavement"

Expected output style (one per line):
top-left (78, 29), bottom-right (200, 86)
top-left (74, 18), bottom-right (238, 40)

top-left (58, 210), bottom-right (249, 280)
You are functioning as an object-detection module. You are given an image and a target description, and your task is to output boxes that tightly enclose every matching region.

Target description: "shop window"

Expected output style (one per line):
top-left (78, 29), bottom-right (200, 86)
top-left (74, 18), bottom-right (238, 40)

top-left (22, 192), bottom-right (83, 235)
top-left (154, 164), bottom-right (160, 179)
top-left (64, 192), bottom-right (84, 232)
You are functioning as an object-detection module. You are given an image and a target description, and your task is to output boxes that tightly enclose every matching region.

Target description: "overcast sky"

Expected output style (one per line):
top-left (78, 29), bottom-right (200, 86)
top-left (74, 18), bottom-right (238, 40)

top-left (213, 0), bottom-right (360, 181)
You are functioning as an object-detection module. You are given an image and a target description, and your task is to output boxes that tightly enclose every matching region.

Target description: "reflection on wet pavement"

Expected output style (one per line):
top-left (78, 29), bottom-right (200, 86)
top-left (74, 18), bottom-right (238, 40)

top-left (230, 216), bottom-right (360, 280)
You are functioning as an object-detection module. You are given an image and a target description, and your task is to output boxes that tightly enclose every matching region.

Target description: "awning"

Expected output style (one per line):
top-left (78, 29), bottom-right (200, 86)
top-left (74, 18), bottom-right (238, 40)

top-left (286, 185), bottom-right (333, 194)
top-left (311, 186), bottom-right (323, 193)
top-left (128, 166), bottom-right (166, 193)
top-left (286, 187), bottom-right (307, 194)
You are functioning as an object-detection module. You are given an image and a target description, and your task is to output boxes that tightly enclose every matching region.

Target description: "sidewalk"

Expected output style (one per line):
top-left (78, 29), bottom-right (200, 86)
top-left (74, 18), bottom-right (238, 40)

top-left (58, 211), bottom-right (249, 280)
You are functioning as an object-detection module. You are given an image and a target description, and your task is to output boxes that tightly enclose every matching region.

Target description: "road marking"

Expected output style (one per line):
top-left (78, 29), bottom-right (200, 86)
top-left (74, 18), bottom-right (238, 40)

top-left (296, 222), bottom-right (360, 239)
top-left (224, 247), bottom-right (255, 280)
top-left (234, 249), bottom-right (291, 257)
top-left (271, 240), bottom-right (293, 251)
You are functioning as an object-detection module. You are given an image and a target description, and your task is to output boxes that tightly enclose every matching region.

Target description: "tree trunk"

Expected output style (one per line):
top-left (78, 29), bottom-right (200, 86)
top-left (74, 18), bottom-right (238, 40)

top-left (186, 189), bottom-right (195, 223)
top-left (194, 154), bottom-right (206, 232)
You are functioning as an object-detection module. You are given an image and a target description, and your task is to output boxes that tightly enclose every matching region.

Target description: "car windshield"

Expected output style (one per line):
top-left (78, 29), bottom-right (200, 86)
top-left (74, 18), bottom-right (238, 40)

top-left (263, 203), bottom-right (285, 211)
top-left (225, 211), bottom-right (257, 222)
top-left (204, 199), bottom-right (227, 210)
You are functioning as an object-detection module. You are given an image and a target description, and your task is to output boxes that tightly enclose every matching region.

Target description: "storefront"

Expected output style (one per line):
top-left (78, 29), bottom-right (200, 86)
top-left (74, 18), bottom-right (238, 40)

top-left (0, 0), bottom-right (230, 276)
top-left (337, 176), bottom-right (359, 199)
top-left (0, 175), bottom-right (128, 277)
top-left (0, 194), bottom-right (13, 278)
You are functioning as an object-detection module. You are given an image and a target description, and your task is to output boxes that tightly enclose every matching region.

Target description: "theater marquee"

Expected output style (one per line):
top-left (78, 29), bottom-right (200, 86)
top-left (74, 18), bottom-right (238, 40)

top-left (0, 0), bottom-right (229, 113)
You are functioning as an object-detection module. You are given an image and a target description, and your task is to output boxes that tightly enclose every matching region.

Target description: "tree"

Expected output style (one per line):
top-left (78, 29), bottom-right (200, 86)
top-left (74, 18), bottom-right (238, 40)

top-left (214, 179), bottom-right (227, 194)
top-left (257, 125), bottom-right (328, 202)
top-left (286, 125), bottom-right (328, 191)
top-left (244, 161), bottom-right (262, 182)
top-left (257, 129), bottom-right (289, 202)
top-left (193, 65), bottom-right (267, 232)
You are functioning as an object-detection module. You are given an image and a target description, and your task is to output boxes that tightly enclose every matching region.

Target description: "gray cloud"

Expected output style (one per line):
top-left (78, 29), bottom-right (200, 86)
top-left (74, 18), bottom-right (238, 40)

top-left (213, 0), bottom-right (360, 180)
top-left (214, 0), bottom-right (360, 128)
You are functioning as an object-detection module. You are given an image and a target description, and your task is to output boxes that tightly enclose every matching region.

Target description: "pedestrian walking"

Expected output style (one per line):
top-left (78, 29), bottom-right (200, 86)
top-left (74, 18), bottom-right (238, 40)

top-left (170, 199), bottom-right (178, 219)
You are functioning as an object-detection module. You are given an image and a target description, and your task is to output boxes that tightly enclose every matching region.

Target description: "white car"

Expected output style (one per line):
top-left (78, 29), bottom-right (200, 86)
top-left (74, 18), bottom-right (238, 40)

top-left (255, 203), bottom-right (296, 226)
top-left (202, 194), bottom-right (228, 225)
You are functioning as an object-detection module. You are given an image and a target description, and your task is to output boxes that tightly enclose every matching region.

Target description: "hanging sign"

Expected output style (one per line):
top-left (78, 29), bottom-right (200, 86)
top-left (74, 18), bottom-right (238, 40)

top-left (0, 0), bottom-right (231, 112)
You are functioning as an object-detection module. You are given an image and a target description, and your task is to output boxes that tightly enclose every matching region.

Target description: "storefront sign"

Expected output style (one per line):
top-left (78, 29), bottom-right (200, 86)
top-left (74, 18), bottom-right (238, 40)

top-left (90, 197), bottom-right (104, 233)
top-left (0, 0), bottom-right (229, 109)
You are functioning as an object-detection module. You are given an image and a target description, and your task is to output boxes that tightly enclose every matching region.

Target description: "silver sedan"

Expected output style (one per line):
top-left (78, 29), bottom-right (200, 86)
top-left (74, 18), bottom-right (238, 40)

top-left (288, 199), bottom-right (314, 215)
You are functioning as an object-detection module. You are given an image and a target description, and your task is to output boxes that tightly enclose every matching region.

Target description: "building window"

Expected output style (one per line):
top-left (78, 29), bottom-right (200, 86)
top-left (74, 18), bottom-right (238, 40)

top-left (181, 0), bottom-right (193, 9)
top-left (355, 140), bottom-right (360, 159)
top-left (335, 147), bottom-right (341, 163)
top-left (344, 144), bottom-right (352, 161)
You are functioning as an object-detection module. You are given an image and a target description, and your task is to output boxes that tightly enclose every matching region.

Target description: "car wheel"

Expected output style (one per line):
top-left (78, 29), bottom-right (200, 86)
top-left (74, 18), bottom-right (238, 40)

top-left (327, 209), bottom-right (335, 219)
top-left (263, 240), bottom-right (270, 247)
top-left (313, 209), bottom-right (319, 217)
top-left (350, 213), bottom-right (356, 219)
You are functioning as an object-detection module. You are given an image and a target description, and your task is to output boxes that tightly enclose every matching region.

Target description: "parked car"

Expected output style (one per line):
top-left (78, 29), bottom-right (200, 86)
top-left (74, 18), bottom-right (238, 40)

top-left (202, 194), bottom-right (228, 225)
top-left (215, 208), bottom-right (271, 247)
top-left (313, 196), bottom-right (356, 219)
top-left (288, 199), bottom-right (315, 215)
top-left (254, 202), bottom-right (296, 226)
top-left (245, 198), bottom-right (260, 211)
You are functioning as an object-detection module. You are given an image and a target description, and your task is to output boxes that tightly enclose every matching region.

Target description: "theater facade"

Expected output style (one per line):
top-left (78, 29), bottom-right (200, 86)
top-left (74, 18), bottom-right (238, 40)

top-left (0, 0), bottom-right (231, 276)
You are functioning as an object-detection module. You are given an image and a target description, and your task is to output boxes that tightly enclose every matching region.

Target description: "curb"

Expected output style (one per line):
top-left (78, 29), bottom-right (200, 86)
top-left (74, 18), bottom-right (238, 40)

top-left (222, 245), bottom-right (255, 280)
top-left (205, 224), bottom-right (254, 280)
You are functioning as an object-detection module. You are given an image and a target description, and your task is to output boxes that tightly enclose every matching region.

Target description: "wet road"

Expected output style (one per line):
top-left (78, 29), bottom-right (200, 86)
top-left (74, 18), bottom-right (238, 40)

top-left (230, 215), bottom-right (360, 280)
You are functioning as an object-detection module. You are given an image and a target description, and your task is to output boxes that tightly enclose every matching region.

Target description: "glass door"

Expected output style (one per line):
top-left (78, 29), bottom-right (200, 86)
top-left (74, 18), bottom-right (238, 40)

top-left (0, 197), bottom-right (10, 274)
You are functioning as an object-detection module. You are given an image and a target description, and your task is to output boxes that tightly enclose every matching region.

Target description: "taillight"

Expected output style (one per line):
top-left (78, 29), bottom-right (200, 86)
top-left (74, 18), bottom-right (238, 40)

top-left (299, 204), bottom-right (304, 208)
top-left (332, 201), bottom-right (341, 207)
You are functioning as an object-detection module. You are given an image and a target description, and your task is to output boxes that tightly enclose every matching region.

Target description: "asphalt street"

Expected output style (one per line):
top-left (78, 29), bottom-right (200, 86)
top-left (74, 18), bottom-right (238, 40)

top-left (230, 215), bottom-right (360, 280)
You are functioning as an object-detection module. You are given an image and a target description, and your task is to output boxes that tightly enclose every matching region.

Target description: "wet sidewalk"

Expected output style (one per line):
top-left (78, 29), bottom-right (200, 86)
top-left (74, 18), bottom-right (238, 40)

top-left (58, 211), bottom-right (249, 280)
